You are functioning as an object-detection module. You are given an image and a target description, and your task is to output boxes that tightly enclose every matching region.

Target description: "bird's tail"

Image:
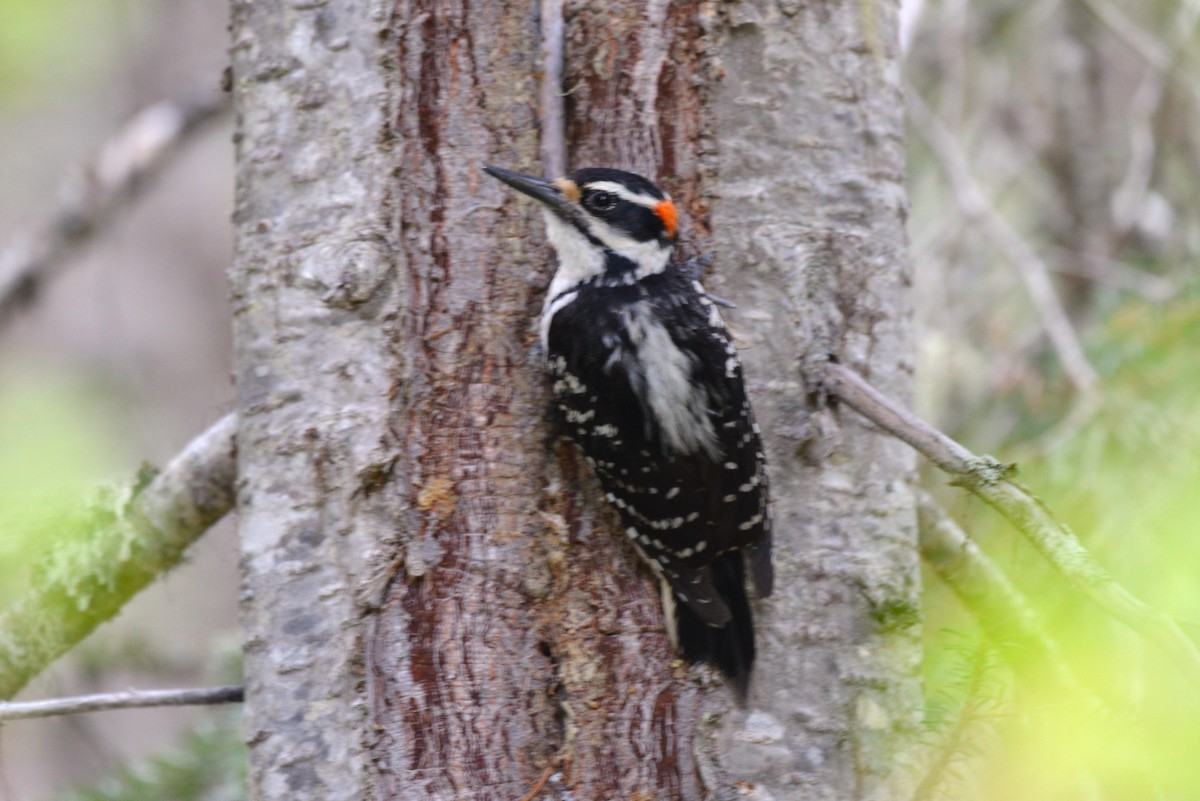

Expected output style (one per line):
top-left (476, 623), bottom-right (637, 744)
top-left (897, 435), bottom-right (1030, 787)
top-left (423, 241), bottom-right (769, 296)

top-left (662, 551), bottom-right (756, 700)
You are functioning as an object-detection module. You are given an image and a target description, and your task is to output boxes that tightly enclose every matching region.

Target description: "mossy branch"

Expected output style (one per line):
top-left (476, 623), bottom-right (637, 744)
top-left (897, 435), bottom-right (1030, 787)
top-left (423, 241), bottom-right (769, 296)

top-left (0, 414), bottom-right (237, 700)
top-left (826, 361), bottom-right (1200, 693)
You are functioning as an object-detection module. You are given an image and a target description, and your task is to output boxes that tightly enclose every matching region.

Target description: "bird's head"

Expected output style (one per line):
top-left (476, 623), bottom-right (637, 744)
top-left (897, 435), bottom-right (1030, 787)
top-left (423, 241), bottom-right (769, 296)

top-left (485, 165), bottom-right (679, 285)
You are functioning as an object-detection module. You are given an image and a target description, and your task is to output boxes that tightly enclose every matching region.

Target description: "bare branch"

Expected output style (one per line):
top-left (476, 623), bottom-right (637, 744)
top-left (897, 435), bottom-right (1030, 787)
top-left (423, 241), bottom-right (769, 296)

top-left (1107, 0), bottom-right (1200, 238)
top-left (1043, 245), bottom-right (1177, 302)
top-left (0, 414), bottom-right (237, 700)
top-left (1074, 0), bottom-right (1200, 105)
top-left (539, 0), bottom-right (567, 177)
top-left (0, 87), bottom-right (229, 328)
top-left (1074, 0), bottom-right (1169, 71)
top-left (908, 93), bottom-right (1100, 396)
top-left (898, 0), bottom-right (927, 55)
top-left (0, 685), bottom-right (243, 724)
top-left (1110, 69), bottom-right (1168, 237)
top-left (826, 362), bottom-right (1200, 691)
top-left (1021, 387), bottom-right (1103, 456)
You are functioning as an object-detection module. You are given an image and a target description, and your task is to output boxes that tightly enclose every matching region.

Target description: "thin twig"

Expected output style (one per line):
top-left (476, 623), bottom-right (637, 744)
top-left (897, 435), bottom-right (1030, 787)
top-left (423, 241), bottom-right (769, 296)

top-left (826, 361), bottom-right (1200, 692)
top-left (908, 93), bottom-right (1100, 396)
top-left (0, 685), bottom-right (243, 724)
top-left (1074, 0), bottom-right (1168, 71)
top-left (1074, 0), bottom-right (1200, 106)
top-left (539, 0), bottom-right (567, 177)
top-left (898, 0), bottom-right (927, 55)
top-left (1110, 68), bottom-right (1168, 237)
top-left (1043, 246), bottom-right (1177, 302)
top-left (517, 766), bottom-right (554, 801)
top-left (1108, 0), bottom-right (1200, 237)
top-left (0, 86), bottom-right (228, 328)
top-left (0, 414), bottom-right (238, 700)
top-left (1022, 387), bottom-right (1103, 456)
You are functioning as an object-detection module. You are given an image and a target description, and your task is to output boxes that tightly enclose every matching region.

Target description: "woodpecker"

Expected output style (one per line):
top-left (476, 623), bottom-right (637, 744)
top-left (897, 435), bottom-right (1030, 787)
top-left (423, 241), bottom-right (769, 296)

top-left (484, 165), bottom-right (773, 697)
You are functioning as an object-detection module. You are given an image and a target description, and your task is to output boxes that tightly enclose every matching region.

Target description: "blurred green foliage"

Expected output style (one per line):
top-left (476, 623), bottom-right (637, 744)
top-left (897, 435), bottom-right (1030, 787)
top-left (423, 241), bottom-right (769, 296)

top-left (917, 635), bottom-right (1004, 801)
top-left (907, 0), bottom-right (1200, 795)
top-left (0, 375), bottom-right (126, 607)
top-left (0, 0), bottom-right (137, 103)
top-left (54, 708), bottom-right (247, 801)
top-left (921, 286), bottom-right (1200, 799)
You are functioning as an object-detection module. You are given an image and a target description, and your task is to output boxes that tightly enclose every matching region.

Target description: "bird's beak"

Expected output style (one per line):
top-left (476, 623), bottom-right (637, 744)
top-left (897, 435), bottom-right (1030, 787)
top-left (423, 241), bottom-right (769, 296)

top-left (484, 165), bottom-right (580, 224)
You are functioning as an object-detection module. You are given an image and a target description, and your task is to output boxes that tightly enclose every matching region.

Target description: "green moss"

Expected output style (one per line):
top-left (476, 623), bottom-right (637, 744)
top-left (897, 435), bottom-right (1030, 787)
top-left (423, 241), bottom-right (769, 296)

top-left (871, 596), bottom-right (921, 633)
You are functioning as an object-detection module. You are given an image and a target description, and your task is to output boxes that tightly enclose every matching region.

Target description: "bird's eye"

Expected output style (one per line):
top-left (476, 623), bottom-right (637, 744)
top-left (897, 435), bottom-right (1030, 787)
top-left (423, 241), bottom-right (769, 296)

top-left (587, 191), bottom-right (617, 212)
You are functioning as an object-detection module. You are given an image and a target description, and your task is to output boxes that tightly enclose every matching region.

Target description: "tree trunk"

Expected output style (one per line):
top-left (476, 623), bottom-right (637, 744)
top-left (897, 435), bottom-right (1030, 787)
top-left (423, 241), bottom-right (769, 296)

top-left (707, 5), bottom-right (921, 798)
top-left (228, 2), bottom-right (394, 798)
top-left (229, 1), bottom-right (919, 799)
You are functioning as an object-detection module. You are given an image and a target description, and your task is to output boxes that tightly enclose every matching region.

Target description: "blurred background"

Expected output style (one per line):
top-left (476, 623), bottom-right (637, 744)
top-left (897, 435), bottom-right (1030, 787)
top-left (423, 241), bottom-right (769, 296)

top-left (0, 0), bottom-right (1197, 799)
top-left (905, 1), bottom-right (1200, 799)
top-left (0, 0), bottom-right (238, 798)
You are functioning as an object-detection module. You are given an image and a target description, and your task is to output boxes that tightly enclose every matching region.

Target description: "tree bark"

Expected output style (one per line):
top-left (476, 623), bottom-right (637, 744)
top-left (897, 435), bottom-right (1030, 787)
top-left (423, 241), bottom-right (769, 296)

top-left (369, 3), bottom-right (711, 797)
top-left (230, 2), bottom-right (918, 799)
top-left (229, 2), bottom-right (396, 798)
top-left (707, 4), bottom-right (921, 798)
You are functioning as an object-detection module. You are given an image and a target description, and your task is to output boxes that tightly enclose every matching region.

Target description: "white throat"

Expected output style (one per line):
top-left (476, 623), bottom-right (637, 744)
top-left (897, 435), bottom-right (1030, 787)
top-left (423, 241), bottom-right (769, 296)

top-left (543, 212), bottom-right (604, 301)
top-left (542, 212), bottom-right (672, 297)
top-left (539, 211), bottom-right (674, 350)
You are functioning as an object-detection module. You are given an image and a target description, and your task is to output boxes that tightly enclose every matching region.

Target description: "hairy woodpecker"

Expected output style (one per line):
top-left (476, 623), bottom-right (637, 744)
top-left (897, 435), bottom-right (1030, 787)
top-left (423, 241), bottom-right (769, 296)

top-left (484, 165), bottom-right (773, 697)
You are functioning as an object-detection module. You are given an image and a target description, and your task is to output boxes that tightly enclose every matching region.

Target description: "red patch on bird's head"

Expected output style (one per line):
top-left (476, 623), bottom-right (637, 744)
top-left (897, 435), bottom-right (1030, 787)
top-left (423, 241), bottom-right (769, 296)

top-left (655, 199), bottom-right (678, 241)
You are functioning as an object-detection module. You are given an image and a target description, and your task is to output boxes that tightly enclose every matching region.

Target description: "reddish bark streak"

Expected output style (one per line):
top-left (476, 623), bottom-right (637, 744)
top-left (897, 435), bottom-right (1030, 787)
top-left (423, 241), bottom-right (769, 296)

top-left (370, 1), bottom-right (714, 798)
top-left (554, 3), bottom-right (711, 794)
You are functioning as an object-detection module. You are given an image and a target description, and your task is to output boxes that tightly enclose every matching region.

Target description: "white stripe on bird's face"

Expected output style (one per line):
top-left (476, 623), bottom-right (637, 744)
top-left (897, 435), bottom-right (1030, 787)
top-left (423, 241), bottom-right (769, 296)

top-left (584, 217), bottom-right (672, 279)
top-left (541, 203), bottom-right (673, 309)
top-left (580, 179), bottom-right (666, 209)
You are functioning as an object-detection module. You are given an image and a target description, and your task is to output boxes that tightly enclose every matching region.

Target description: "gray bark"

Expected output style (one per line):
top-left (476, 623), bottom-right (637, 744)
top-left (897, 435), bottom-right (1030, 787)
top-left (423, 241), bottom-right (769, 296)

top-left (229, 2), bottom-right (396, 798)
top-left (708, 4), bottom-right (921, 798)
top-left (229, 1), bottom-right (919, 799)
